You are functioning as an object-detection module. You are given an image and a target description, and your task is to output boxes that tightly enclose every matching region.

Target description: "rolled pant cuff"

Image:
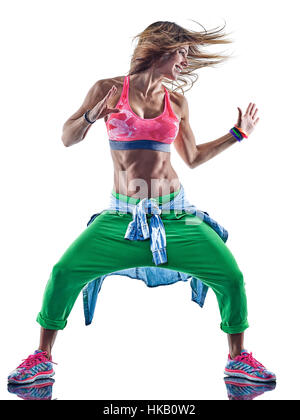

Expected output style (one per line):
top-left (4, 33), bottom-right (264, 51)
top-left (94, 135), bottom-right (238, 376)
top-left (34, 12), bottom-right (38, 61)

top-left (220, 321), bottom-right (249, 334)
top-left (36, 312), bottom-right (67, 330)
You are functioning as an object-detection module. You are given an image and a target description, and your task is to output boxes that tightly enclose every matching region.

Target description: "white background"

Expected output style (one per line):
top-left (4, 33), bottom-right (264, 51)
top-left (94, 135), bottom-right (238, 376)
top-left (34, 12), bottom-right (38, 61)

top-left (1, 0), bottom-right (299, 400)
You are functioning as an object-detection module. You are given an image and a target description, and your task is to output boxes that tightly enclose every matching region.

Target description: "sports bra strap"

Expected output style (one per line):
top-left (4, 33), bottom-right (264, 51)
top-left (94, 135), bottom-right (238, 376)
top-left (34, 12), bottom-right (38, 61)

top-left (119, 75), bottom-right (129, 104)
top-left (163, 86), bottom-right (171, 110)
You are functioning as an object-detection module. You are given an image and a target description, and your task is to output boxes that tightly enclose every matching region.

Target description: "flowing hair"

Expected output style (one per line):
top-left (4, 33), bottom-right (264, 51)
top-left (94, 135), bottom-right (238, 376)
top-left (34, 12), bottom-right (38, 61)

top-left (127, 20), bottom-right (233, 94)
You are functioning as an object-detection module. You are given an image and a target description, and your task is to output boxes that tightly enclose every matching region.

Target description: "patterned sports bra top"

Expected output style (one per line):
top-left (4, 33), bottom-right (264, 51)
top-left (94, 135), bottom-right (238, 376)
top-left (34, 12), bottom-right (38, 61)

top-left (105, 75), bottom-right (180, 152)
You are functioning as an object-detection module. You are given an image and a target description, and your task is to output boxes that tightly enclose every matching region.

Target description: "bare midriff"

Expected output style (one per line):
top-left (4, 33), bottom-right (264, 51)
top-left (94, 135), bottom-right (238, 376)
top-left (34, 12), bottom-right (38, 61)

top-left (110, 148), bottom-right (181, 199)
top-left (106, 75), bottom-right (183, 199)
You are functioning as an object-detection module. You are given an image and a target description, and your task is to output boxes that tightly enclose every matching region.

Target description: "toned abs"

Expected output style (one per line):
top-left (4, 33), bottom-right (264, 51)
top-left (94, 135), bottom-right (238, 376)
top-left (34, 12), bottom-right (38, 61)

top-left (105, 76), bottom-right (182, 199)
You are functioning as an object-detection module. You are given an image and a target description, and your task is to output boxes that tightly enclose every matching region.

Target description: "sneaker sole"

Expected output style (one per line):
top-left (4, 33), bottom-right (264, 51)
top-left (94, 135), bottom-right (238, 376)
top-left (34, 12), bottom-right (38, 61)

top-left (8, 377), bottom-right (55, 389)
top-left (224, 369), bottom-right (276, 383)
top-left (8, 370), bottom-right (55, 385)
top-left (224, 376), bottom-right (277, 391)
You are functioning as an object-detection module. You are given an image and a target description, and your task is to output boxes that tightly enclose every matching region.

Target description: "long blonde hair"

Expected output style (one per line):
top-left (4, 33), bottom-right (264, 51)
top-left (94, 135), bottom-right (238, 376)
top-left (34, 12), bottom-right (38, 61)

top-left (128, 20), bottom-right (232, 93)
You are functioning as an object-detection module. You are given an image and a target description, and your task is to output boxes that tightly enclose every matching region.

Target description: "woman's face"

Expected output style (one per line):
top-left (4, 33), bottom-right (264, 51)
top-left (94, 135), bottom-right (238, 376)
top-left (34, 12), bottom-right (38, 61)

top-left (157, 45), bottom-right (189, 80)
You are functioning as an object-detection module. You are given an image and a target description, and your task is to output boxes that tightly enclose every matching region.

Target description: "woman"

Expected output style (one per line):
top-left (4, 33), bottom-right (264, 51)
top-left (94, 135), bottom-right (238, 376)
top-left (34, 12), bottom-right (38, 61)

top-left (8, 21), bottom-right (276, 385)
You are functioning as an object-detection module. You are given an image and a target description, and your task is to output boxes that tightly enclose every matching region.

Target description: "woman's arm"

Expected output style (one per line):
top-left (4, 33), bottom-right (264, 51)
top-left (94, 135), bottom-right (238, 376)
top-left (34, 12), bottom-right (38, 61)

top-left (190, 134), bottom-right (238, 168)
top-left (61, 79), bottom-right (116, 147)
top-left (173, 95), bottom-right (259, 169)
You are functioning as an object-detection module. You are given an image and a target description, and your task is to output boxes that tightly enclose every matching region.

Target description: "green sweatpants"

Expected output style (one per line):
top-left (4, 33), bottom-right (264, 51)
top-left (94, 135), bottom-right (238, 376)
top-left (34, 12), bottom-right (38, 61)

top-left (36, 192), bottom-right (248, 334)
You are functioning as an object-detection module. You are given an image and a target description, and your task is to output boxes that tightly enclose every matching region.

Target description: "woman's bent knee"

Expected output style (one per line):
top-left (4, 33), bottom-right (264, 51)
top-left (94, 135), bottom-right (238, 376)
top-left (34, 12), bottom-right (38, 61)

top-left (230, 268), bottom-right (245, 290)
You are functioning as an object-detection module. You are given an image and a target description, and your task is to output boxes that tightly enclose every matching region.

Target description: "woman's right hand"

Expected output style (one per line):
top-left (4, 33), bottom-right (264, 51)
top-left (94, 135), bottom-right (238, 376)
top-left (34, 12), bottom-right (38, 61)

top-left (88, 85), bottom-right (120, 122)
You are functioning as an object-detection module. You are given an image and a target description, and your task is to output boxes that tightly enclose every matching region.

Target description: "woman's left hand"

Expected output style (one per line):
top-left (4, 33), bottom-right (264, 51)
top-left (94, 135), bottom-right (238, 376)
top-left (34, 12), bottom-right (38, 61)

top-left (236, 102), bottom-right (260, 136)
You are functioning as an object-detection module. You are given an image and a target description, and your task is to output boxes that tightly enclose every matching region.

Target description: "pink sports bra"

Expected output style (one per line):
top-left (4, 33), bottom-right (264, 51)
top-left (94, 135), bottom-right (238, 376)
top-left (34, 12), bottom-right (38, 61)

top-left (105, 75), bottom-right (180, 152)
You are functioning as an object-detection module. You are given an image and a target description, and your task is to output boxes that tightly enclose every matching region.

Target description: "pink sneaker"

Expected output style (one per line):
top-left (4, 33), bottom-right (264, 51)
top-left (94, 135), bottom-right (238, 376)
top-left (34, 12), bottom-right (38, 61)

top-left (8, 350), bottom-right (56, 385)
top-left (224, 350), bottom-right (276, 382)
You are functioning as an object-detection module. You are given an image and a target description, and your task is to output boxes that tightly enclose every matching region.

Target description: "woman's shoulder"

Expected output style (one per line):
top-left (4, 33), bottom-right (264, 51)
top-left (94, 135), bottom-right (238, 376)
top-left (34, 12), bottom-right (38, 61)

top-left (167, 89), bottom-right (188, 122)
top-left (168, 88), bottom-right (187, 101)
top-left (87, 76), bottom-right (124, 102)
top-left (99, 75), bottom-right (126, 89)
top-left (89, 76), bottom-right (124, 95)
top-left (167, 88), bottom-right (187, 106)
top-left (96, 76), bottom-right (126, 109)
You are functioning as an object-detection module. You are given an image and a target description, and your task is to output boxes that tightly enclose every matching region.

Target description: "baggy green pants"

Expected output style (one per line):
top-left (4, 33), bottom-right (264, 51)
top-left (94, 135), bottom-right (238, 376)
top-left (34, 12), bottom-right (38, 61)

top-left (36, 192), bottom-right (249, 334)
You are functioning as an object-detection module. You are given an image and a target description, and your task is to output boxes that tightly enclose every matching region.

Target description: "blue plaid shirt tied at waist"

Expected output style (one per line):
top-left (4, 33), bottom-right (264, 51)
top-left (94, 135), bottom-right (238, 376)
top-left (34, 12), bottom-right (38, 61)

top-left (122, 197), bottom-right (167, 266)
top-left (82, 184), bottom-right (229, 326)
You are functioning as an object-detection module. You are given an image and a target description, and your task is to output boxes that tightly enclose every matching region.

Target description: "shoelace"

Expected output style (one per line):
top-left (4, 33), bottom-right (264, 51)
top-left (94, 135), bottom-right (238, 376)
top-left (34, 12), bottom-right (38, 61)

top-left (237, 352), bottom-right (265, 372)
top-left (18, 352), bottom-right (57, 370)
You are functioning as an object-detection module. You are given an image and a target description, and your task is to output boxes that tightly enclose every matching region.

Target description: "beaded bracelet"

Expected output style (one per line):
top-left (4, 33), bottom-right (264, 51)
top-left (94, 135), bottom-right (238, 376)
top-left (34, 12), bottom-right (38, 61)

top-left (84, 110), bottom-right (96, 124)
top-left (230, 127), bottom-right (244, 142)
